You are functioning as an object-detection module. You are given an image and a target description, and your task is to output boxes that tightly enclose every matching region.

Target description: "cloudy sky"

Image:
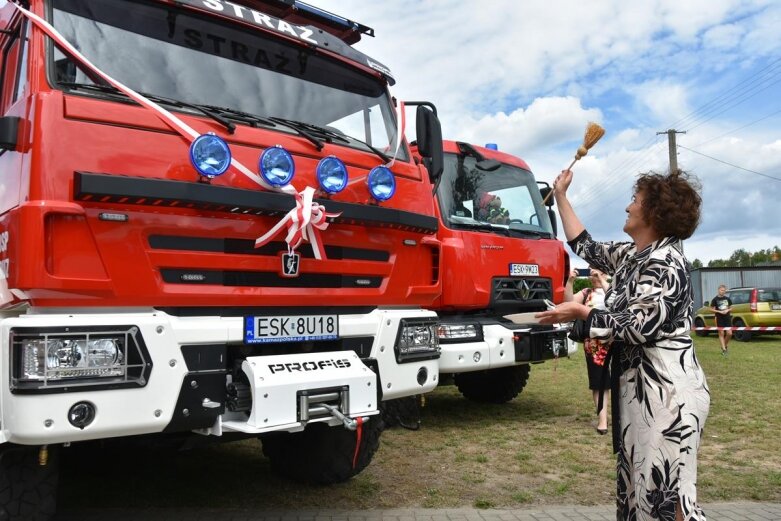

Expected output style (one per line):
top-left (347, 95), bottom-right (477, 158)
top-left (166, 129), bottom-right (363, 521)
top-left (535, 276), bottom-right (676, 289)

top-left (316, 0), bottom-right (781, 266)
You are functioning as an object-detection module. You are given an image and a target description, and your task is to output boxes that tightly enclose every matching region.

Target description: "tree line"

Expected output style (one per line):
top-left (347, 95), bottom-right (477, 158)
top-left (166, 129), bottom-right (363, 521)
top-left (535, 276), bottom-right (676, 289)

top-left (691, 246), bottom-right (781, 269)
top-left (570, 246), bottom-right (779, 293)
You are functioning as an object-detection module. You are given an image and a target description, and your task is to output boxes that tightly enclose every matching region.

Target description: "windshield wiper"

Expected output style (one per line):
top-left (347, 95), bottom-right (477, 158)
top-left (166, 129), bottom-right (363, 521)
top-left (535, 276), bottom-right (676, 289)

top-left (267, 117), bottom-right (325, 151)
top-left (450, 221), bottom-right (510, 236)
top-left (268, 117), bottom-right (391, 163)
top-left (198, 104), bottom-right (279, 129)
top-left (58, 81), bottom-right (123, 96)
top-left (279, 120), bottom-right (351, 145)
top-left (347, 136), bottom-right (391, 164)
top-left (282, 120), bottom-right (391, 163)
top-left (508, 228), bottom-right (552, 239)
top-left (57, 81), bottom-right (384, 157)
top-left (139, 92), bottom-right (236, 134)
top-left (58, 81), bottom-right (236, 134)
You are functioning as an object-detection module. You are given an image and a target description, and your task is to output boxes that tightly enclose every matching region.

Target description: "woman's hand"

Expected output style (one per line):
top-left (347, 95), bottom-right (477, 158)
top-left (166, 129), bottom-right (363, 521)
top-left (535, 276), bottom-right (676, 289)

top-left (535, 301), bottom-right (591, 325)
top-left (553, 169), bottom-right (573, 199)
top-left (595, 270), bottom-right (610, 290)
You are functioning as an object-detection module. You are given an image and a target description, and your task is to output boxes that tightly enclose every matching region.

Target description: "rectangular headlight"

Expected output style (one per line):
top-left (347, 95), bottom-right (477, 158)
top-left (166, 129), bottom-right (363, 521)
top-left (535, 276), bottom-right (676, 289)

top-left (11, 326), bottom-right (151, 393)
top-left (395, 319), bottom-right (439, 363)
top-left (22, 337), bottom-right (125, 380)
top-left (436, 324), bottom-right (483, 343)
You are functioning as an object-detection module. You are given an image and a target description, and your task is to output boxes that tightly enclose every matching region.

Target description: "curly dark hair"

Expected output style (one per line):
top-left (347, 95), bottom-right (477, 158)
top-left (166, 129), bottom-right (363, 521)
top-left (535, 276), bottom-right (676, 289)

top-left (634, 169), bottom-right (702, 240)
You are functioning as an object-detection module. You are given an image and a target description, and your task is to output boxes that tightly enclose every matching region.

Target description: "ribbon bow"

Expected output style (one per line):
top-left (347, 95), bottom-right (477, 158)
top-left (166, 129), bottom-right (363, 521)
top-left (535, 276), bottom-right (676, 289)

top-left (255, 187), bottom-right (341, 260)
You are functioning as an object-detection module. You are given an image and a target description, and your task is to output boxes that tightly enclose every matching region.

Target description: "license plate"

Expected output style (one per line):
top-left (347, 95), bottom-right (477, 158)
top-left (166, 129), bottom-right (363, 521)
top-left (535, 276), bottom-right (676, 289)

top-left (244, 315), bottom-right (339, 344)
top-left (772, 304), bottom-right (781, 311)
top-left (509, 263), bottom-right (539, 276)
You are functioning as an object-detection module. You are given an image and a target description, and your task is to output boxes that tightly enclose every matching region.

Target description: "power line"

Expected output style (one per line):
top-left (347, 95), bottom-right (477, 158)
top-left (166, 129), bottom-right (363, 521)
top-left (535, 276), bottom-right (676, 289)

top-left (678, 144), bottom-right (781, 181)
top-left (680, 63), bottom-right (781, 130)
top-left (570, 134), bottom-right (660, 206)
top-left (666, 57), bottom-right (781, 131)
top-left (579, 59), bottom-right (781, 210)
top-left (682, 71), bottom-right (781, 132)
top-left (562, 58), bottom-right (781, 218)
top-left (693, 107), bottom-right (781, 147)
top-left (576, 139), bottom-right (667, 221)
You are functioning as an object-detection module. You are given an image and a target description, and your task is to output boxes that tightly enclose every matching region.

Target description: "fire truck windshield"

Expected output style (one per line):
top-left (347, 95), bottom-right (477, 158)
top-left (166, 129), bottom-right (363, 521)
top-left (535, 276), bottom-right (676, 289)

top-left (48, 0), bottom-right (405, 159)
top-left (438, 153), bottom-right (555, 238)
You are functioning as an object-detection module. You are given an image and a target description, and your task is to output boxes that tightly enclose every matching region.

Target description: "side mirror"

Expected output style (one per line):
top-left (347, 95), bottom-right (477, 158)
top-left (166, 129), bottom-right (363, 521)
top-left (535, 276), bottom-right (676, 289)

top-left (0, 117), bottom-right (21, 151)
top-left (548, 208), bottom-right (558, 237)
top-left (539, 187), bottom-right (552, 205)
top-left (538, 182), bottom-right (554, 207)
top-left (411, 103), bottom-right (443, 184)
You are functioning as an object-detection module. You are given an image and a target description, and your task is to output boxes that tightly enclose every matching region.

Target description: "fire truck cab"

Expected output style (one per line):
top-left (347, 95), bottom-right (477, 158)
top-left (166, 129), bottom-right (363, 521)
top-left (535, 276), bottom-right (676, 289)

top-left (426, 139), bottom-right (574, 403)
top-left (0, 1), bottom-right (444, 518)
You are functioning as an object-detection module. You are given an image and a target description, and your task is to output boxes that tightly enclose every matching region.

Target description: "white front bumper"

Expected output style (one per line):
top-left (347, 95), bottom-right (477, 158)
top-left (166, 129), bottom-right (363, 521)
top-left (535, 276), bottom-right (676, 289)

top-left (0, 307), bottom-right (438, 445)
top-left (439, 323), bottom-right (571, 373)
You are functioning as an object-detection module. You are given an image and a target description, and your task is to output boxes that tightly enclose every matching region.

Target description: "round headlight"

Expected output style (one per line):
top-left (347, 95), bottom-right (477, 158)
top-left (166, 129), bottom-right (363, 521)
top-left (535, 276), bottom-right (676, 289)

top-left (259, 145), bottom-right (295, 186)
top-left (189, 133), bottom-right (231, 178)
top-left (367, 166), bottom-right (396, 201)
top-left (316, 156), bottom-right (348, 194)
top-left (47, 340), bottom-right (84, 369)
top-left (87, 339), bottom-right (123, 368)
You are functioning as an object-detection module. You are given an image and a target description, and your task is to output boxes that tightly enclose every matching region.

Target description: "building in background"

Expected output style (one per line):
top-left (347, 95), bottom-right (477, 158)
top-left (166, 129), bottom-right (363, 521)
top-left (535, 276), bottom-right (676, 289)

top-left (690, 267), bottom-right (781, 310)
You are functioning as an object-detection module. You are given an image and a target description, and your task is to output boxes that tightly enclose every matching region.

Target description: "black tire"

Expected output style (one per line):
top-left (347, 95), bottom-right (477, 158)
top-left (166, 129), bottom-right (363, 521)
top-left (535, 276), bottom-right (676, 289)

top-left (261, 415), bottom-right (383, 484)
top-left (733, 318), bottom-right (752, 342)
top-left (380, 397), bottom-right (421, 430)
top-left (454, 364), bottom-right (531, 404)
top-left (0, 445), bottom-right (59, 521)
top-left (694, 317), bottom-right (709, 337)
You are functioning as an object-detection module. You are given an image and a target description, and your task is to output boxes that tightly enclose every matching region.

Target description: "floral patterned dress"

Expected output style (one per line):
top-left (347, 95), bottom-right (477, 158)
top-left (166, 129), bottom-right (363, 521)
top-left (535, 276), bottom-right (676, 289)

top-left (570, 231), bottom-right (710, 521)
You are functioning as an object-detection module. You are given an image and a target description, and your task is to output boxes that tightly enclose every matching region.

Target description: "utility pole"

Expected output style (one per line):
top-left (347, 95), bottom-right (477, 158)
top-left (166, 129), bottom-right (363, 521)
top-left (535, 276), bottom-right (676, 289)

top-left (656, 129), bottom-right (686, 173)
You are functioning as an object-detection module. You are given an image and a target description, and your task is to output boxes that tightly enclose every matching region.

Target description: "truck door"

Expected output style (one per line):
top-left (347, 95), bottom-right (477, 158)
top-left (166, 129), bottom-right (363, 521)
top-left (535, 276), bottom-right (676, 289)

top-left (0, 16), bottom-right (29, 215)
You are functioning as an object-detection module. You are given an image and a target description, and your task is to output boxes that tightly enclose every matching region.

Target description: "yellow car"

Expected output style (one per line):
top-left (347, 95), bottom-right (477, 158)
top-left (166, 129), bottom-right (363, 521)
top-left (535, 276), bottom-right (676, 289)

top-left (694, 287), bottom-right (781, 341)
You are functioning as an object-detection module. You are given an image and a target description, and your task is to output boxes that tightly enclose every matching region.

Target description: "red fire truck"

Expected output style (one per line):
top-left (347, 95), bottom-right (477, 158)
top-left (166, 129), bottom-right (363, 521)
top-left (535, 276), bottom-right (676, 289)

top-left (0, 1), bottom-right (444, 518)
top-left (425, 139), bottom-right (573, 403)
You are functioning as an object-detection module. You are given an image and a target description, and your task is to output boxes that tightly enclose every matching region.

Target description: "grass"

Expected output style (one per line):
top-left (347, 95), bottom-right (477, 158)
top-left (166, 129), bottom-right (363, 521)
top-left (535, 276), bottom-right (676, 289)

top-left (59, 334), bottom-right (781, 510)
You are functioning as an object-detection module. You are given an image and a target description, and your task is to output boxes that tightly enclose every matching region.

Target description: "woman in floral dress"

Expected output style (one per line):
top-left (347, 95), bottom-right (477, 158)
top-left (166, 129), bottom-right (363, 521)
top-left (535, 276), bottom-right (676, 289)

top-left (538, 169), bottom-right (710, 521)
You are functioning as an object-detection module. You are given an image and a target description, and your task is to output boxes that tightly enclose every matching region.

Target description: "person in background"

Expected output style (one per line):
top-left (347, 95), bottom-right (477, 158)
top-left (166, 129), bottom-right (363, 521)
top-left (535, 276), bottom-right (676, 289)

top-left (565, 268), bottom-right (611, 434)
top-left (475, 192), bottom-right (510, 224)
top-left (536, 168), bottom-right (709, 521)
top-left (711, 284), bottom-right (732, 356)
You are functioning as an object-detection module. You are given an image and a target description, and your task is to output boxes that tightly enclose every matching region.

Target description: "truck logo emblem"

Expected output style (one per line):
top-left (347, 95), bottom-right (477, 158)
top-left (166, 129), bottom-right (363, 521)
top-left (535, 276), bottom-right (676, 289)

top-left (282, 252), bottom-right (300, 277)
top-left (518, 280), bottom-right (532, 300)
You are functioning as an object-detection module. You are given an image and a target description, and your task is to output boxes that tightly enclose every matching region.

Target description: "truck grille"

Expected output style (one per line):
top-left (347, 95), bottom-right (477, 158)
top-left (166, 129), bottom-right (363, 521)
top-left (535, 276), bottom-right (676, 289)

top-left (150, 236), bottom-right (389, 262)
top-left (72, 173), bottom-right (438, 303)
top-left (154, 236), bottom-right (386, 288)
top-left (161, 269), bottom-right (382, 288)
top-left (491, 277), bottom-right (552, 307)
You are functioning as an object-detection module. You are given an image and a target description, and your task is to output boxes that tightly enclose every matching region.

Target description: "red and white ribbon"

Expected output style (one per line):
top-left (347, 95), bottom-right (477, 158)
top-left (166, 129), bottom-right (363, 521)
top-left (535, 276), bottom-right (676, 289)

top-left (694, 326), bottom-right (781, 332)
top-left (12, 2), bottom-right (337, 259)
top-left (384, 100), bottom-right (406, 168)
top-left (255, 186), bottom-right (340, 260)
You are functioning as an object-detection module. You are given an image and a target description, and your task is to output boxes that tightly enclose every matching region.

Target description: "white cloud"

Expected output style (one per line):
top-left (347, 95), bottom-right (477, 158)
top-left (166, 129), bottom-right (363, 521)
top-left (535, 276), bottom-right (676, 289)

top-left (630, 81), bottom-right (692, 125)
top-left (702, 23), bottom-right (745, 50)
top-left (448, 97), bottom-right (603, 155)
top-left (311, 0), bottom-right (781, 263)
